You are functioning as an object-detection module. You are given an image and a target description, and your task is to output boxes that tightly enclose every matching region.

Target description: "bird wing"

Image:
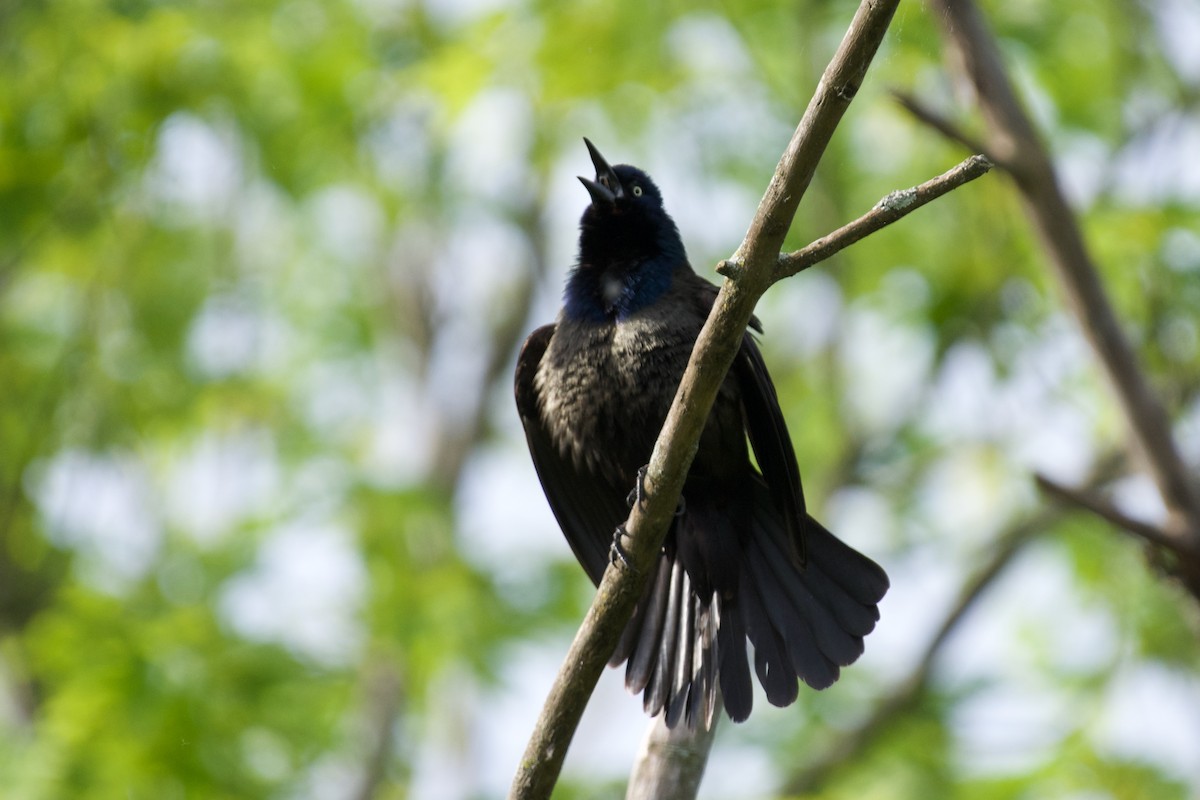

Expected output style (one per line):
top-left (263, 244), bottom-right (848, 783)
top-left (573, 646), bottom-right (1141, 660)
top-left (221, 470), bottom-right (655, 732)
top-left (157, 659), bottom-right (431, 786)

top-left (681, 271), bottom-right (808, 564)
top-left (514, 324), bottom-right (629, 585)
top-left (734, 332), bottom-right (809, 565)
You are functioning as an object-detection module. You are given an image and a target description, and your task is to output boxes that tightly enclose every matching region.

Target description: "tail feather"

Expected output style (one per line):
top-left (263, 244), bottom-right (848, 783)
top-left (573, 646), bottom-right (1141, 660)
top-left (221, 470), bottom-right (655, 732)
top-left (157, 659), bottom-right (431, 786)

top-left (803, 515), bottom-right (890, 603)
top-left (610, 556), bottom-right (660, 668)
top-left (625, 555), bottom-right (672, 694)
top-left (744, 541), bottom-right (840, 689)
top-left (780, 563), bottom-right (866, 666)
top-left (750, 517), bottom-right (868, 666)
top-left (608, 494), bottom-right (888, 727)
top-left (754, 500), bottom-right (886, 636)
top-left (742, 497), bottom-right (888, 694)
top-left (717, 598), bottom-right (753, 722)
top-left (645, 557), bottom-right (686, 715)
top-left (797, 558), bottom-right (883, 638)
top-left (739, 572), bottom-right (800, 707)
top-left (685, 595), bottom-right (719, 729)
top-left (664, 568), bottom-right (694, 728)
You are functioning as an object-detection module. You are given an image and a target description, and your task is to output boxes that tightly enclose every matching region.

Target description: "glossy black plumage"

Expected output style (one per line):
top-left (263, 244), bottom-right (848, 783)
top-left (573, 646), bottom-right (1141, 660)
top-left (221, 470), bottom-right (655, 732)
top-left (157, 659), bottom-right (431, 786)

top-left (514, 139), bottom-right (889, 728)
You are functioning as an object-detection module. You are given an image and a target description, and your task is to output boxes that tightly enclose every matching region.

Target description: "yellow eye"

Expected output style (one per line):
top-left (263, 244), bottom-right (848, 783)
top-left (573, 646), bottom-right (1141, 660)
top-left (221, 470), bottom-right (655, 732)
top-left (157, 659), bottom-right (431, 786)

top-left (632, 185), bottom-right (643, 197)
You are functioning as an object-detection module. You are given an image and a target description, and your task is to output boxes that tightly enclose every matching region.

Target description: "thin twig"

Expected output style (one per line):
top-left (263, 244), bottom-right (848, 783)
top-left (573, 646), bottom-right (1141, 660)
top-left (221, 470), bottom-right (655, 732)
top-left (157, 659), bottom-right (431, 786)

top-left (770, 154), bottom-right (993, 281)
top-left (1035, 474), bottom-right (1200, 559)
top-left (890, 89), bottom-right (997, 165)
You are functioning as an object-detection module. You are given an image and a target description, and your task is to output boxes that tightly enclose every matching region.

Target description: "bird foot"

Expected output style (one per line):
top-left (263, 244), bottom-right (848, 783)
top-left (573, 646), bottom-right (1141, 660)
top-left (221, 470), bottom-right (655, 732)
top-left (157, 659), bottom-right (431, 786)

top-left (626, 465), bottom-right (650, 509)
top-left (624, 466), bottom-right (687, 517)
top-left (609, 524), bottom-right (636, 573)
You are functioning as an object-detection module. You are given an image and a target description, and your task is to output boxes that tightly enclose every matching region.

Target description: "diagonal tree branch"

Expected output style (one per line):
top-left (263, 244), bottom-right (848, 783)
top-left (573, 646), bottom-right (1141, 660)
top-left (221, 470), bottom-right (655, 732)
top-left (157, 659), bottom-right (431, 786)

top-left (508, 2), bottom-right (904, 796)
top-left (889, 89), bottom-right (995, 165)
top-left (1035, 474), bottom-right (1200, 563)
top-left (924, 0), bottom-right (1200, 551)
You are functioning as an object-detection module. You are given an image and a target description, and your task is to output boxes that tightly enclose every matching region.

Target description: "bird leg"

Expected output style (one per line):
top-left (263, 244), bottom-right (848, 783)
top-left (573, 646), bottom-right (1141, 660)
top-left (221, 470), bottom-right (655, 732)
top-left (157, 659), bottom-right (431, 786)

top-left (610, 524), bottom-right (636, 572)
top-left (626, 465), bottom-right (650, 508)
top-left (625, 465), bottom-right (687, 516)
top-left (614, 465), bottom-right (688, 570)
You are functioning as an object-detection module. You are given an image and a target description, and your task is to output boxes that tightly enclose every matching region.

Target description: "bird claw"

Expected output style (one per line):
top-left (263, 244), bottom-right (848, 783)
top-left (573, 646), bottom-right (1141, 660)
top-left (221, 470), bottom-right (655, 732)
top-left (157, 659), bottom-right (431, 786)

top-left (614, 466), bottom-right (684, 572)
top-left (625, 465), bottom-right (650, 509)
top-left (625, 466), bottom-right (687, 517)
top-left (610, 524), bottom-right (636, 573)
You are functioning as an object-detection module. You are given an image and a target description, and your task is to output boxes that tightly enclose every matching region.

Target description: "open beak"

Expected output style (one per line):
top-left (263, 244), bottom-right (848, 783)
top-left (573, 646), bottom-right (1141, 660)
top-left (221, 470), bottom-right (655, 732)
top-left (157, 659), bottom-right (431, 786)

top-left (577, 137), bottom-right (624, 207)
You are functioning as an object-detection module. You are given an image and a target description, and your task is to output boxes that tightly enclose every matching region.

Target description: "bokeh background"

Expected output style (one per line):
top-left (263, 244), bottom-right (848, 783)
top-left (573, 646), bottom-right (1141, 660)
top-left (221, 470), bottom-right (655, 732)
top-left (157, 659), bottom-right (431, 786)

top-left (3, 0), bottom-right (1200, 797)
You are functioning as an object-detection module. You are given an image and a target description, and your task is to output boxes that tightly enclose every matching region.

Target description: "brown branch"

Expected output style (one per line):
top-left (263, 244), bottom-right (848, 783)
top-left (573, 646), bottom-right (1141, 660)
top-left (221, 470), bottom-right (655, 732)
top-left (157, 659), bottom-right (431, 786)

top-left (350, 663), bottom-right (404, 800)
top-left (507, 1), bottom-right (903, 797)
top-left (625, 713), bottom-right (719, 800)
top-left (926, 0), bottom-right (1200, 548)
top-left (890, 89), bottom-right (995, 165)
top-left (770, 153), bottom-right (993, 281)
top-left (429, 199), bottom-right (547, 492)
top-left (1035, 474), bottom-right (1200, 559)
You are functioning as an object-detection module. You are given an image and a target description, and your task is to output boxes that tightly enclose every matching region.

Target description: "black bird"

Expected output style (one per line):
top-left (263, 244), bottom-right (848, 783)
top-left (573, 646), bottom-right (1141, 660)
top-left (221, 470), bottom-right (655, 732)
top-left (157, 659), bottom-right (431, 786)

top-left (514, 139), bottom-right (888, 729)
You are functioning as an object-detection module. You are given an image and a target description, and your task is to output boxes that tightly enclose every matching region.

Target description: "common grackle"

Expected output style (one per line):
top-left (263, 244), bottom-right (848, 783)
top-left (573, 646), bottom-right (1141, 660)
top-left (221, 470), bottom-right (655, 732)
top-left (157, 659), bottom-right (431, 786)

top-left (514, 139), bottom-right (889, 729)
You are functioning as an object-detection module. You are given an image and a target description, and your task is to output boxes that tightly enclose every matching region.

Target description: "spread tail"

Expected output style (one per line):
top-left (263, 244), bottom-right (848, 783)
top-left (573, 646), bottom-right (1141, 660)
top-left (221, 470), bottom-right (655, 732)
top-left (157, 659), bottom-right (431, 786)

top-left (610, 490), bottom-right (888, 728)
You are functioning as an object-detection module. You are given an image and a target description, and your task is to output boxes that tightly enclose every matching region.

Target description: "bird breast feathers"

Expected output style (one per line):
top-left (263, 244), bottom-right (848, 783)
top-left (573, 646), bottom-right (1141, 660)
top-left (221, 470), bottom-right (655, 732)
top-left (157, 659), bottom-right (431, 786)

top-left (536, 316), bottom-right (690, 473)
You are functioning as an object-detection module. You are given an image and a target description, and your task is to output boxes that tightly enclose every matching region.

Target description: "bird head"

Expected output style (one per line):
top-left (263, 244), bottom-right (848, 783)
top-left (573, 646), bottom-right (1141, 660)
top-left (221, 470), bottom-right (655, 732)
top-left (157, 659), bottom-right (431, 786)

top-left (577, 137), bottom-right (666, 218)
top-left (566, 139), bottom-right (686, 323)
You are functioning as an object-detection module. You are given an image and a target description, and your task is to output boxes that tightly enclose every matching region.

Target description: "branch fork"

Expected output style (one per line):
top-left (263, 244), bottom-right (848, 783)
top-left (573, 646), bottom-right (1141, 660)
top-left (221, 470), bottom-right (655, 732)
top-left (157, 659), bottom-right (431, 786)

top-left (509, 2), bottom-right (996, 797)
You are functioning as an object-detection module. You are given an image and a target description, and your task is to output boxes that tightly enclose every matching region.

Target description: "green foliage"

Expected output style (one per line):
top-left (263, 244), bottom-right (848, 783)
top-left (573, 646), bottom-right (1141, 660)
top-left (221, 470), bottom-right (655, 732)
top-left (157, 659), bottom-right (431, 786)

top-left (6, 583), bottom-right (350, 798)
top-left (1, 0), bottom-right (1198, 797)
